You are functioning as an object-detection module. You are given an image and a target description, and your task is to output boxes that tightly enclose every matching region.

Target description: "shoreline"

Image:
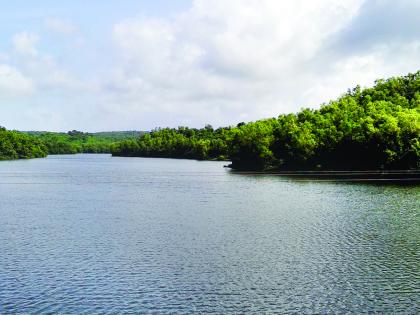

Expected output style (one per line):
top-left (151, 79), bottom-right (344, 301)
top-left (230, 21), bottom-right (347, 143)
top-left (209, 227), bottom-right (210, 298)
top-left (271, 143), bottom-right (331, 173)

top-left (228, 169), bottom-right (420, 181)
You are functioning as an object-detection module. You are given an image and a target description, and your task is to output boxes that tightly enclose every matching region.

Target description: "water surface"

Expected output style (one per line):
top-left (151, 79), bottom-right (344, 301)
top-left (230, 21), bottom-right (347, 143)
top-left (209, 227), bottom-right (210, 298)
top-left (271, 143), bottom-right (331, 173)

top-left (0, 154), bottom-right (419, 314)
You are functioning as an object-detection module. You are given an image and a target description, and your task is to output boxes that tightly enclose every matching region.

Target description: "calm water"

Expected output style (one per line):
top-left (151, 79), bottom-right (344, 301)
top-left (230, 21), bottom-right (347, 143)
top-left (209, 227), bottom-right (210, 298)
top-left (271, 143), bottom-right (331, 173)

top-left (0, 154), bottom-right (419, 314)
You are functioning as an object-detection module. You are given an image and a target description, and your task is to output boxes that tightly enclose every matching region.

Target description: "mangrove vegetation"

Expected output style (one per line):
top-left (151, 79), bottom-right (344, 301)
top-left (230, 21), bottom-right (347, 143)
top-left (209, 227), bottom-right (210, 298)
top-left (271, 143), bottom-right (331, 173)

top-left (26, 130), bottom-right (143, 155)
top-left (112, 71), bottom-right (420, 171)
top-left (2, 70), bottom-right (419, 169)
top-left (0, 127), bottom-right (47, 160)
top-left (0, 129), bottom-right (143, 160)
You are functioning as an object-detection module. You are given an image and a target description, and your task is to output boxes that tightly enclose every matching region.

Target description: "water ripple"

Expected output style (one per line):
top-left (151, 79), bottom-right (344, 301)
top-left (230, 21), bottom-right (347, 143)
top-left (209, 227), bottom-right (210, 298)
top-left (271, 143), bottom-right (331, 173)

top-left (0, 155), bottom-right (418, 314)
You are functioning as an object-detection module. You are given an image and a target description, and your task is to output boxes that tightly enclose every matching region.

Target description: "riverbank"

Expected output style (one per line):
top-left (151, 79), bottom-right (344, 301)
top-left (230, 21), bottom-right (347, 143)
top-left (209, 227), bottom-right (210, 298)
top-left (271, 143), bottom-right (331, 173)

top-left (228, 169), bottom-right (420, 181)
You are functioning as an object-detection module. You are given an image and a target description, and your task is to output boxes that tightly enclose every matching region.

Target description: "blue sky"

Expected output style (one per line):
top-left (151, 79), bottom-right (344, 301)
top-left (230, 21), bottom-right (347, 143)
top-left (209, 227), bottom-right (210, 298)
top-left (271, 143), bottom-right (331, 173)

top-left (0, 1), bottom-right (190, 76)
top-left (1, 0), bottom-right (420, 131)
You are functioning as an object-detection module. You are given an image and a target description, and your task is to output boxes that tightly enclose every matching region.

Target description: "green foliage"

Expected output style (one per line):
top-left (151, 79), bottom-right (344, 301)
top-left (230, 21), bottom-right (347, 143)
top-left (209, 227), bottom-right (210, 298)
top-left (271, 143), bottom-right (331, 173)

top-left (111, 126), bottom-right (231, 160)
top-left (4, 70), bottom-right (418, 169)
top-left (0, 127), bottom-right (47, 160)
top-left (89, 131), bottom-right (145, 141)
top-left (26, 131), bottom-right (142, 155)
top-left (112, 70), bottom-right (420, 170)
top-left (228, 119), bottom-right (278, 170)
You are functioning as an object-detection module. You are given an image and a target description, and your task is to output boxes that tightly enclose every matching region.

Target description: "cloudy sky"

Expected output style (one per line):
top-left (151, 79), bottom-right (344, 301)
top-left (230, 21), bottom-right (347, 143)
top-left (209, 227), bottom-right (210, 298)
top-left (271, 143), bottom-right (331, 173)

top-left (1, 0), bottom-right (420, 131)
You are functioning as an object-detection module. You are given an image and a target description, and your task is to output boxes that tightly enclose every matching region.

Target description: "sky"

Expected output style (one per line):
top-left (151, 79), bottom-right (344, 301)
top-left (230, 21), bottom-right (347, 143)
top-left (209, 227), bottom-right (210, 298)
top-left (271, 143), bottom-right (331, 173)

top-left (1, 0), bottom-right (420, 132)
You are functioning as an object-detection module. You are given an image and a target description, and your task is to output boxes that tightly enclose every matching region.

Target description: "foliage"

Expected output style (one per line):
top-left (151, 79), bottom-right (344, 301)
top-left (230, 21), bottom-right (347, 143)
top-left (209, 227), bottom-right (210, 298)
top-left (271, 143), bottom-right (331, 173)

top-left (111, 125), bottom-right (230, 160)
top-left (26, 131), bottom-right (142, 155)
top-left (112, 71), bottom-right (420, 170)
top-left (0, 127), bottom-right (47, 160)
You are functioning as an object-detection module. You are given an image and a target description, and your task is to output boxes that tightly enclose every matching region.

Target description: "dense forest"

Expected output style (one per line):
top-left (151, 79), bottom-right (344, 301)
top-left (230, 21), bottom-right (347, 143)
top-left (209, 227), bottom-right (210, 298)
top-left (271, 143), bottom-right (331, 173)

top-left (0, 130), bottom-right (143, 160)
top-left (112, 71), bottom-right (420, 171)
top-left (2, 71), bottom-right (419, 168)
top-left (111, 125), bottom-right (230, 160)
top-left (26, 131), bottom-right (143, 155)
top-left (0, 127), bottom-right (47, 160)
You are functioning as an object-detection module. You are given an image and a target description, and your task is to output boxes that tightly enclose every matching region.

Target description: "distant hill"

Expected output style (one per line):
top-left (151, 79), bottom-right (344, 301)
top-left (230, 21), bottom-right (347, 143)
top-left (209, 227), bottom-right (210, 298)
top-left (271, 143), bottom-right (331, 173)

top-left (22, 130), bottom-right (147, 155)
top-left (24, 130), bottom-right (146, 138)
top-left (89, 131), bottom-right (147, 140)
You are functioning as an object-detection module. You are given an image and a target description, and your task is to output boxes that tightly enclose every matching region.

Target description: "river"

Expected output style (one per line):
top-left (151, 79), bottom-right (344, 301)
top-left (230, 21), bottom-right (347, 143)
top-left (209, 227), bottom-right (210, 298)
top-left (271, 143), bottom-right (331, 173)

top-left (0, 154), bottom-right (418, 313)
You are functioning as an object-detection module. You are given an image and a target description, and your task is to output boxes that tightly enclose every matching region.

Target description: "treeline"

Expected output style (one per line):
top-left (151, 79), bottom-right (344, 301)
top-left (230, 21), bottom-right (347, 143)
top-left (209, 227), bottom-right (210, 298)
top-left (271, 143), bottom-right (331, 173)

top-left (111, 125), bottom-right (230, 160)
top-left (0, 129), bottom-right (144, 160)
top-left (27, 130), bottom-right (142, 155)
top-left (112, 71), bottom-right (420, 170)
top-left (0, 127), bottom-right (47, 160)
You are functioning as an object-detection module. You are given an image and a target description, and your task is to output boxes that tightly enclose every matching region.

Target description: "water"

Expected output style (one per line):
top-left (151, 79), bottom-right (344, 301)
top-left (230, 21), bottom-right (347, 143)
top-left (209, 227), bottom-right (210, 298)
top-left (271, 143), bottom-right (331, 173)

top-left (0, 154), bottom-right (418, 314)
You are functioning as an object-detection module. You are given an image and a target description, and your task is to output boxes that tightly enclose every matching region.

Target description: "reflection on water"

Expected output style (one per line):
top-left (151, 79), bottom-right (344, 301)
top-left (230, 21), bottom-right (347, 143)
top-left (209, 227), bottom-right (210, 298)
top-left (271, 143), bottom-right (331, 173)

top-left (0, 154), bottom-right (418, 314)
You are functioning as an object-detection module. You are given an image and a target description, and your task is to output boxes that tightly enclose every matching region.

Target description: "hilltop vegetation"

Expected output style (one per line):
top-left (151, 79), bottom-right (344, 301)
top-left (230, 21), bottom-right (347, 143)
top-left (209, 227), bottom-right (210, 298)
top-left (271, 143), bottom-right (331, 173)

top-left (112, 71), bottom-right (420, 170)
top-left (89, 131), bottom-right (145, 141)
top-left (0, 127), bottom-right (47, 160)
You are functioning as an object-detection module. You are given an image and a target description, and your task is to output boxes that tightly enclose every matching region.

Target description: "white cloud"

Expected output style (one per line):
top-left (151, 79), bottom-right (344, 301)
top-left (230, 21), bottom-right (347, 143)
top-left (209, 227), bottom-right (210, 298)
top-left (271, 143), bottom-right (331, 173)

top-left (11, 30), bottom-right (94, 93)
top-left (0, 53), bottom-right (9, 62)
top-left (12, 32), bottom-right (39, 56)
top-left (185, 0), bottom-right (363, 78)
top-left (44, 17), bottom-right (76, 35)
top-left (3, 0), bottom-right (420, 131)
top-left (303, 40), bottom-right (420, 107)
top-left (106, 0), bottom-right (368, 127)
top-left (22, 53), bottom-right (84, 90)
top-left (0, 64), bottom-right (34, 98)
